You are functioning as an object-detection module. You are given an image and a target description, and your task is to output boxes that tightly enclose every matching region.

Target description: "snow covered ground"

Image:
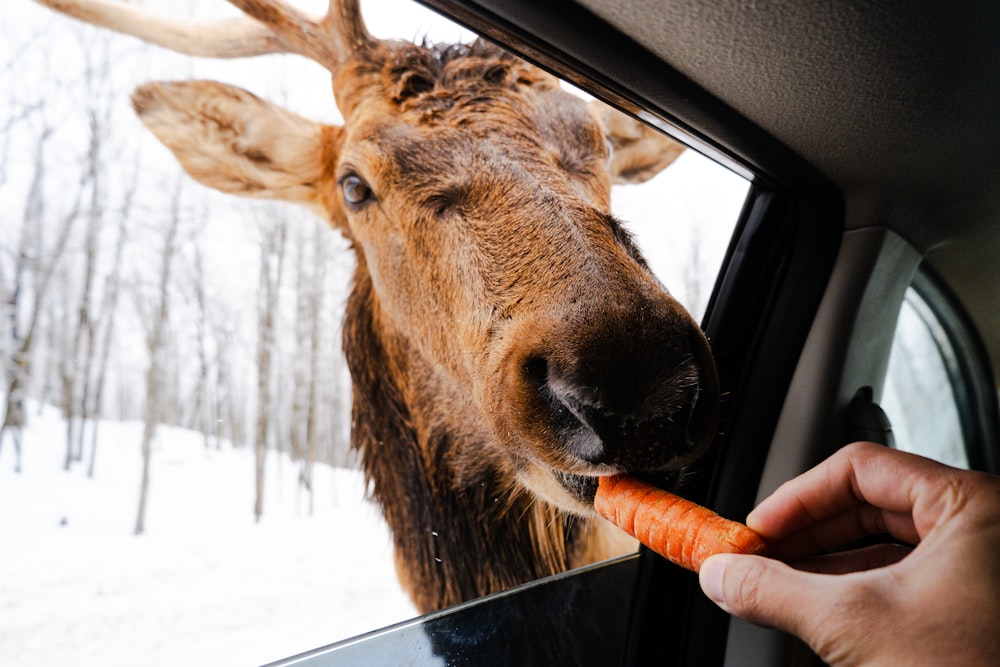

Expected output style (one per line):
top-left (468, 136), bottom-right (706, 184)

top-left (0, 405), bottom-right (417, 667)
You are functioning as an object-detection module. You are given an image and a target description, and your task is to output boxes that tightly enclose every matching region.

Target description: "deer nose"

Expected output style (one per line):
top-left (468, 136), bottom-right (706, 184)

top-left (527, 328), bottom-right (717, 471)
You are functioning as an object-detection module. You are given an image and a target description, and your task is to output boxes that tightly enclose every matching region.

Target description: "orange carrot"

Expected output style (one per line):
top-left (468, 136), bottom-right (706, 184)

top-left (595, 474), bottom-right (766, 572)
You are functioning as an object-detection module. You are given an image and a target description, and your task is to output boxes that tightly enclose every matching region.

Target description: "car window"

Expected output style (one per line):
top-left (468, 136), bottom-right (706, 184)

top-left (1, 1), bottom-right (750, 664)
top-left (883, 286), bottom-right (968, 468)
top-left (877, 249), bottom-right (1000, 476)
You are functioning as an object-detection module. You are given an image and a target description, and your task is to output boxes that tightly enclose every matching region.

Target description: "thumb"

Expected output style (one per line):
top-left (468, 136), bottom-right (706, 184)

top-left (699, 553), bottom-right (830, 636)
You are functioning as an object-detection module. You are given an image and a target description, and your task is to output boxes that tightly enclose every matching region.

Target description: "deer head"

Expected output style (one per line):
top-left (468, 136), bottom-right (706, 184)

top-left (36, 0), bottom-right (715, 517)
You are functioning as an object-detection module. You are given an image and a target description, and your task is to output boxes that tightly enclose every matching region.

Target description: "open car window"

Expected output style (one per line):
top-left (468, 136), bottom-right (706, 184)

top-left (2, 1), bottom-right (752, 665)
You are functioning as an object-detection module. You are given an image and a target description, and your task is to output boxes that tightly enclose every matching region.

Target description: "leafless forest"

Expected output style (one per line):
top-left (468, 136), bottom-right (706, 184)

top-left (1, 2), bottom-right (359, 531)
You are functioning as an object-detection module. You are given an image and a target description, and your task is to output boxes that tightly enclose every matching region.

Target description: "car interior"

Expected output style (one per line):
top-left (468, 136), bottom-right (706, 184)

top-left (264, 0), bottom-right (1000, 665)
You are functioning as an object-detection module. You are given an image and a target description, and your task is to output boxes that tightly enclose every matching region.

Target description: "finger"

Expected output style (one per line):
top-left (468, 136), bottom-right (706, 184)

top-left (699, 553), bottom-right (835, 637)
top-left (790, 543), bottom-right (912, 574)
top-left (747, 442), bottom-right (954, 540)
top-left (700, 553), bottom-right (899, 664)
top-left (765, 506), bottom-right (918, 561)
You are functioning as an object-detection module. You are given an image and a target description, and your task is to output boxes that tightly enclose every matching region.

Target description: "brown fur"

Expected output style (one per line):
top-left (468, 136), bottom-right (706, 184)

top-left (44, 1), bottom-right (716, 614)
top-left (324, 39), bottom-right (716, 611)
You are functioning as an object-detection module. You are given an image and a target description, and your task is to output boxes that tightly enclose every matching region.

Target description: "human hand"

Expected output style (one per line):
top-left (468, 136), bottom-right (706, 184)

top-left (699, 441), bottom-right (1000, 666)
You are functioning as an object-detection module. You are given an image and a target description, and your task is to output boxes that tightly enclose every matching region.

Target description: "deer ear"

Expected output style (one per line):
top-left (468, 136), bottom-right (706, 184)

top-left (591, 101), bottom-right (686, 185)
top-left (131, 80), bottom-right (341, 212)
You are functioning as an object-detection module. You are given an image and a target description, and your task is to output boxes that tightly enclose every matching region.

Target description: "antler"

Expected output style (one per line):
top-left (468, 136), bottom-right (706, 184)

top-left (32, 0), bottom-right (373, 69)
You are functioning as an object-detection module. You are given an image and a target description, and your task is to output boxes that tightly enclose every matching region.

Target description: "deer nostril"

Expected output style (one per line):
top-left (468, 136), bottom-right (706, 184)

top-left (523, 356), bottom-right (549, 391)
top-left (524, 354), bottom-right (609, 462)
top-left (525, 355), bottom-right (568, 420)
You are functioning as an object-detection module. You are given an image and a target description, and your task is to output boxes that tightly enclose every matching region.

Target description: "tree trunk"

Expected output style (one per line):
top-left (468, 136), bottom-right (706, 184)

top-left (190, 241), bottom-right (213, 450)
top-left (134, 178), bottom-right (182, 536)
top-left (2, 127), bottom-right (83, 472)
top-left (304, 220), bottom-right (327, 514)
top-left (253, 213), bottom-right (287, 522)
top-left (72, 108), bottom-right (105, 464)
top-left (0, 352), bottom-right (28, 473)
top-left (290, 227), bottom-right (310, 509)
top-left (210, 320), bottom-right (235, 451)
top-left (86, 156), bottom-right (137, 478)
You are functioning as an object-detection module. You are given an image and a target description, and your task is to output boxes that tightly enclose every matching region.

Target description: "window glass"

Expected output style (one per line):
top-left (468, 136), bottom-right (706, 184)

top-left (882, 288), bottom-right (968, 468)
top-left (616, 148), bottom-right (749, 321)
top-left (1, 1), bottom-right (749, 664)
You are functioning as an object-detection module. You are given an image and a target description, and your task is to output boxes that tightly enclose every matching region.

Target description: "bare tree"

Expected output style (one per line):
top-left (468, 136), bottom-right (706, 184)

top-left (61, 29), bottom-right (121, 469)
top-left (187, 235), bottom-right (214, 449)
top-left (0, 102), bottom-right (44, 191)
top-left (85, 147), bottom-right (140, 478)
top-left (1, 123), bottom-right (86, 472)
top-left (289, 227), bottom-right (308, 465)
top-left (71, 117), bottom-right (106, 463)
top-left (303, 219), bottom-right (331, 512)
top-left (207, 301), bottom-right (240, 451)
top-left (0, 13), bottom-right (49, 190)
top-left (253, 208), bottom-right (288, 522)
top-left (134, 176), bottom-right (184, 536)
top-left (284, 218), bottom-right (328, 513)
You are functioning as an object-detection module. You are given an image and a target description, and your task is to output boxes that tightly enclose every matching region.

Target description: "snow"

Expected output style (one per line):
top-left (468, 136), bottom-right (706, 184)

top-left (0, 404), bottom-right (417, 667)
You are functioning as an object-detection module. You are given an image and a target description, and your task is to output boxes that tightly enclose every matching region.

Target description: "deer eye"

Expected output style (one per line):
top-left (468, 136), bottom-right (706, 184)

top-left (339, 174), bottom-right (375, 208)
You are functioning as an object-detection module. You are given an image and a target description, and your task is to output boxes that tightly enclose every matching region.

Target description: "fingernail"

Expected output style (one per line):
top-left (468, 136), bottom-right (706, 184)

top-left (699, 555), bottom-right (729, 608)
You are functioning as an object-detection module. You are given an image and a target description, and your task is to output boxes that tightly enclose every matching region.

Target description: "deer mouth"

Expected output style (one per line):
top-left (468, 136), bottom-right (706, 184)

top-left (554, 468), bottom-right (684, 504)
